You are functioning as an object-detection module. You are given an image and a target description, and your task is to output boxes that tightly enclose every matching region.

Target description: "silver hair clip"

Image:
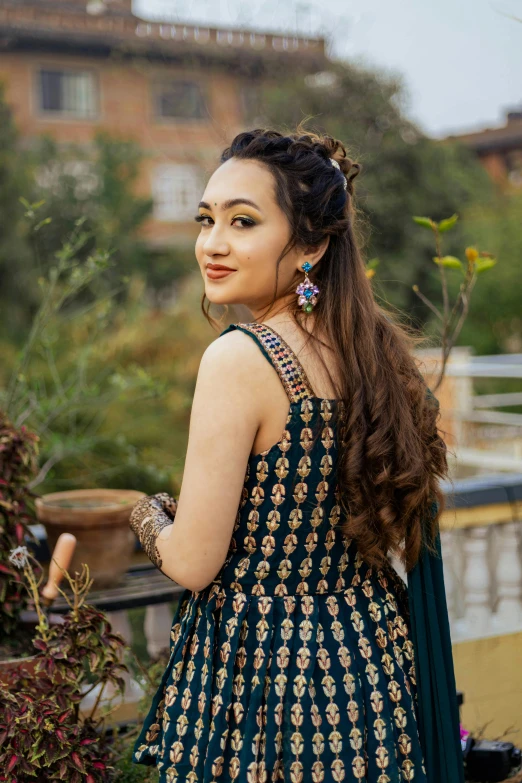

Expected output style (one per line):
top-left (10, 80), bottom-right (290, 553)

top-left (330, 158), bottom-right (348, 190)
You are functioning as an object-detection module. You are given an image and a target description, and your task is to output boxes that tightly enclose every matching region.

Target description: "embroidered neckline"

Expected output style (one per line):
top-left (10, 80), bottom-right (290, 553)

top-left (236, 322), bottom-right (315, 403)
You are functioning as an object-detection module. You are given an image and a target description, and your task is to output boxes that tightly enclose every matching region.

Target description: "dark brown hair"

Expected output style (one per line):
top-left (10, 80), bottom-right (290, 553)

top-left (202, 122), bottom-right (449, 574)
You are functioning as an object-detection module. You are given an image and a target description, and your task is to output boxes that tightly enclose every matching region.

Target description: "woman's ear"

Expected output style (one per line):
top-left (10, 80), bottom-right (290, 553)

top-left (300, 235), bottom-right (330, 269)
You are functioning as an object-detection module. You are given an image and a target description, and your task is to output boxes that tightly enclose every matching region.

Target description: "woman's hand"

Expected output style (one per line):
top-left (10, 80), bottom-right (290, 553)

top-left (129, 492), bottom-right (178, 573)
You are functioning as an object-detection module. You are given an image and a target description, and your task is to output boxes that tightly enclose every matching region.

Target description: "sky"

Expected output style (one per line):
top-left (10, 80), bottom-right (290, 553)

top-left (134, 0), bottom-right (522, 139)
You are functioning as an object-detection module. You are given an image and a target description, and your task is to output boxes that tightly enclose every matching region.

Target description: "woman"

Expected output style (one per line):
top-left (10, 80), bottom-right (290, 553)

top-left (129, 126), bottom-right (464, 782)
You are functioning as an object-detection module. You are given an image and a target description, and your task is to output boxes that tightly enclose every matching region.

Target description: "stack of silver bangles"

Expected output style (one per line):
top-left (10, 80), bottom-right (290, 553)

top-left (129, 492), bottom-right (178, 572)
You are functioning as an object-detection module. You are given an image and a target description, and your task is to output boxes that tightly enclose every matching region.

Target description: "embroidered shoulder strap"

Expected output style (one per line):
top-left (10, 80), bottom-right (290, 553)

top-left (220, 321), bottom-right (315, 403)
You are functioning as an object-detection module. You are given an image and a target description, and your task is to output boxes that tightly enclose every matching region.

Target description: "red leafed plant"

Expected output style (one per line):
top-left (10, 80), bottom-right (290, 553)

top-left (0, 551), bottom-right (128, 783)
top-left (0, 412), bottom-right (39, 645)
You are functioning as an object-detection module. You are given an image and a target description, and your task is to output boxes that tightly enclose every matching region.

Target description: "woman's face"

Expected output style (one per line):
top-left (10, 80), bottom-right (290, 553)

top-left (195, 157), bottom-right (323, 319)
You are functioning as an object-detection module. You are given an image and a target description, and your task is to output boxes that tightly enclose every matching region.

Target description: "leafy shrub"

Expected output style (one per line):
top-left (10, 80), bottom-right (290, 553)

top-left (0, 413), bottom-right (39, 643)
top-left (0, 558), bottom-right (127, 782)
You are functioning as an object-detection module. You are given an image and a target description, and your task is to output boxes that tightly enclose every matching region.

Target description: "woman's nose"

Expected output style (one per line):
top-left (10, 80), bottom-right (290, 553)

top-left (202, 225), bottom-right (230, 256)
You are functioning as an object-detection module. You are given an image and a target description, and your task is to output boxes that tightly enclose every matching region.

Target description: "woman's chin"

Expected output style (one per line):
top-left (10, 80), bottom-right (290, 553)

top-left (204, 286), bottom-right (242, 306)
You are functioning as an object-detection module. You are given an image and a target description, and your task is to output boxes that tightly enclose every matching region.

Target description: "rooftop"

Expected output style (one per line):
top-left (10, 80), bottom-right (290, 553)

top-left (446, 110), bottom-right (522, 153)
top-left (0, 0), bottom-right (327, 72)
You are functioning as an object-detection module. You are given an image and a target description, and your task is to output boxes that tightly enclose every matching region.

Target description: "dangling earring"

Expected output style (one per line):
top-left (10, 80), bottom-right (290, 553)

top-left (296, 261), bottom-right (320, 314)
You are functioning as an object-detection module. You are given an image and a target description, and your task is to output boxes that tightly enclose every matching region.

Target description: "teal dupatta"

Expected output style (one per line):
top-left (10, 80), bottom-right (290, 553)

top-left (408, 523), bottom-right (465, 782)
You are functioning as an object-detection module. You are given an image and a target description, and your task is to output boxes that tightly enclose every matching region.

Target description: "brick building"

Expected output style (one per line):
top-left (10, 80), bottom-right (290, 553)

top-left (445, 109), bottom-right (522, 192)
top-left (0, 0), bottom-right (327, 245)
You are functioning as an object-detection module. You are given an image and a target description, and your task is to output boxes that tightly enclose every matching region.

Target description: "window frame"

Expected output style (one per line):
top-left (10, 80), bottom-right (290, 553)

top-left (35, 64), bottom-right (100, 121)
top-left (151, 77), bottom-right (209, 124)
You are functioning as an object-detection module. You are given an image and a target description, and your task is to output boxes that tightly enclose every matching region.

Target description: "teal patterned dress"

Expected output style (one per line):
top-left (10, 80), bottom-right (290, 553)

top-left (132, 322), bottom-right (464, 783)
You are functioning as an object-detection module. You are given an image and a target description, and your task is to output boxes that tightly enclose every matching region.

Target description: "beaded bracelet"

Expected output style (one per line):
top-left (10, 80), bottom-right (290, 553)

top-left (129, 492), bottom-right (178, 572)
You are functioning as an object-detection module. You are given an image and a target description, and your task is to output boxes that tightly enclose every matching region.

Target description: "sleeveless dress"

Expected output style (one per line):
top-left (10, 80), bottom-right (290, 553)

top-left (132, 321), bottom-right (464, 783)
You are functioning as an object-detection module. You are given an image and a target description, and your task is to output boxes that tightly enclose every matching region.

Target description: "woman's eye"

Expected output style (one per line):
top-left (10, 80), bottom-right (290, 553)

top-left (194, 215), bottom-right (211, 226)
top-left (193, 215), bottom-right (255, 228)
top-left (233, 217), bottom-right (255, 228)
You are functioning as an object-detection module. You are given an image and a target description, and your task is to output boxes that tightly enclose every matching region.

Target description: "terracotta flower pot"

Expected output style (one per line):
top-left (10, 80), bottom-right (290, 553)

top-left (0, 655), bottom-right (38, 684)
top-left (36, 489), bottom-right (145, 589)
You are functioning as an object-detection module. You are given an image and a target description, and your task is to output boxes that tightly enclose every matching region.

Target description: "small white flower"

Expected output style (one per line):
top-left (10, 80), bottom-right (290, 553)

top-left (9, 545), bottom-right (29, 569)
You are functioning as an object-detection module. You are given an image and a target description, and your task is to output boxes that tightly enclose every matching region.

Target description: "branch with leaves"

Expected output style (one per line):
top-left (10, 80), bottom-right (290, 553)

top-left (411, 213), bottom-right (497, 391)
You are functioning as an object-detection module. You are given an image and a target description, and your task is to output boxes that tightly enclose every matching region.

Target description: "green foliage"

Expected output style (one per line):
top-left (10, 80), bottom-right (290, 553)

top-left (28, 133), bottom-right (153, 283)
top-left (0, 560), bottom-right (127, 783)
top-left (0, 539), bottom-right (166, 782)
top-left (413, 216), bottom-right (437, 230)
top-left (0, 414), bottom-right (39, 639)
top-left (0, 202), bottom-right (170, 496)
top-left (414, 214), bottom-right (460, 233)
top-left (0, 83), bottom-right (35, 336)
top-left (457, 192), bottom-right (522, 353)
top-left (474, 257), bottom-right (497, 274)
top-left (0, 86), bottom-right (200, 493)
top-left (361, 138), bottom-right (491, 318)
top-left (432, 255), bottom-right (463, 270)
top-left (438, 214), bottom-right (459, 233)
top-left (411, 212), bottom-right (497, 390)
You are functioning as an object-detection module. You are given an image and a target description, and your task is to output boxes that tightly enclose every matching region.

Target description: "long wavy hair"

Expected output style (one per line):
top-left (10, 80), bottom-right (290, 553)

top-left (201, 122), bottom-right (449, 574)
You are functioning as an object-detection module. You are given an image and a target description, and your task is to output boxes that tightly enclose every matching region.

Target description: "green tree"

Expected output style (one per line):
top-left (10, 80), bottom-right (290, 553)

top-left (0, 82), bottom-right (35, 336)
top-left (30, 132), bottom-right (153, 281)
top-left (458, 192), bottom-right (522, 353)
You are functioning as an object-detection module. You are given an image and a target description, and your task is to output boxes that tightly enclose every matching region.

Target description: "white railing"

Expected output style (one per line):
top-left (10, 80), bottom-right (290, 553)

top-left (441, 514), bottom-right (522, 642)
top-left (415, 346), bottom-right (522, 474)
top-left (410, 347), bottom-right (522, 641)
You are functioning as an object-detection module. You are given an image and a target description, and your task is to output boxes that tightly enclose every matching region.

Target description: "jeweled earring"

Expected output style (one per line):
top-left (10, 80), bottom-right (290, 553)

top-left (296, 261), bottom-right (320, 314)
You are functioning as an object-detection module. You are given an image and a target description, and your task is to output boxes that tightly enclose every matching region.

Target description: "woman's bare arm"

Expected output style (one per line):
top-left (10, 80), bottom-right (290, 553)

top-left (138, 330), bottom-right (267, 591)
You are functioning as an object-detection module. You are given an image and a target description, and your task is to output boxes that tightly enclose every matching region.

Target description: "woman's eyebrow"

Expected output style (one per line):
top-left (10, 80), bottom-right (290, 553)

top-left (198, 198), bottom-right (262, 212)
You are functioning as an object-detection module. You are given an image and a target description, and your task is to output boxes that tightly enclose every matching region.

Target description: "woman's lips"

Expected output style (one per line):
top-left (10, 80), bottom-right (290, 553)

top-left (206, 267), bottom-right (236, 280)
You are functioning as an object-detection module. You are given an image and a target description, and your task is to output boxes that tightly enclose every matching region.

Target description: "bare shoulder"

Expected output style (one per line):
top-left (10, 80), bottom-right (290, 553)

top-left (200, 328), bottom-right (265, 373)
top-left (195, 328), bottom-right (273, 403)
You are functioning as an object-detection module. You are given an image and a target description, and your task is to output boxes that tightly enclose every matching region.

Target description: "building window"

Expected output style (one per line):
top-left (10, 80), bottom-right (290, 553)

top-left (152, 163), bottom-right (202, 222)
top-left (154, 80), bottom-right (207, 120)
top-left (506, 150), bottom-right (522, 188)
top-left (239, 82), bottom-right (263, 124)
top-left (38, 68), bottom-right (97, 117)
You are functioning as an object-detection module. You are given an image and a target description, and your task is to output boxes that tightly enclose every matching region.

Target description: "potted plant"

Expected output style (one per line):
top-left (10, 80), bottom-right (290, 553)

top-left (0, 547), bottom-right (128, 783)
